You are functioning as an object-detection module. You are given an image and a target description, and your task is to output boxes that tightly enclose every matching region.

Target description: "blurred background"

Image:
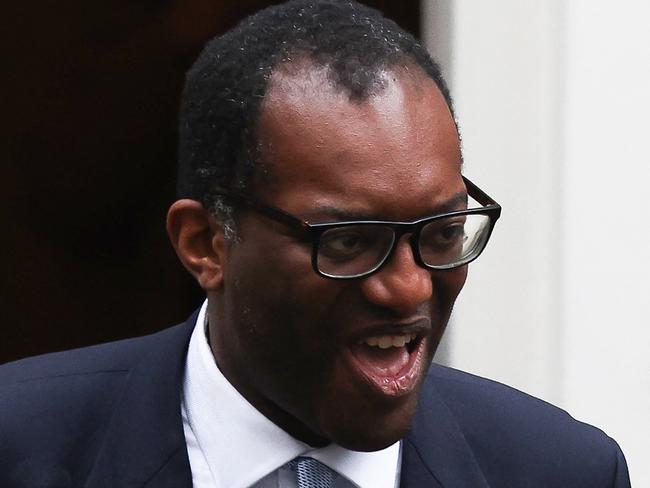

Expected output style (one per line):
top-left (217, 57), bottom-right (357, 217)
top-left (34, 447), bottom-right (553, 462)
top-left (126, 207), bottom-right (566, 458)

top-left (2, 0), bottom-right (647, 485)
top-left (426, 1), bottom-right (650, 485)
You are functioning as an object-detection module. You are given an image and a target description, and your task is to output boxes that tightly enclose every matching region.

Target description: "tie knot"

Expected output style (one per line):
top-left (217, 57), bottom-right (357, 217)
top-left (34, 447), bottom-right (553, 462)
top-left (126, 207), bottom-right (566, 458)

top-left (289, 456), bottom-right (335, 488)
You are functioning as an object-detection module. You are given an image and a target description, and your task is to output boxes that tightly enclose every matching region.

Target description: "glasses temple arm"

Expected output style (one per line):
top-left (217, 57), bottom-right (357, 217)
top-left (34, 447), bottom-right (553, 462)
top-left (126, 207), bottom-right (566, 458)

top-left (462, 176), bottom-right (499, 207)
top-left (209, 188), bottom-right (311, 232)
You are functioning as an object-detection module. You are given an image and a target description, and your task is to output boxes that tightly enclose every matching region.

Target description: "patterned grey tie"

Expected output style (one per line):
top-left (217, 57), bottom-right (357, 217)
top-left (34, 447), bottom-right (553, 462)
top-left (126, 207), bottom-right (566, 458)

top-left (289, 456), bottom-right (335, 488)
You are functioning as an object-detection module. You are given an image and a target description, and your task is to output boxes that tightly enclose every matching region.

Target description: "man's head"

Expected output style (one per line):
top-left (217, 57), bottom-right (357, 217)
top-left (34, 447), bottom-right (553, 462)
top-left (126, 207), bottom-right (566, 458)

top-left (168, 0), bottom-right (470, 451)
top-left (175, 0), bottom-right (454, 231)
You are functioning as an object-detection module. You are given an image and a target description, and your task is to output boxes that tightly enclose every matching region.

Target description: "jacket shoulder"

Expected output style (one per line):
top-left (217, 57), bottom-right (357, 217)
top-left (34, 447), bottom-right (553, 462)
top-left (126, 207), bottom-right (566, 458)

top-left (0, 321), bottom-right (193, 487)
top-left (424, 364), bottom-right (630, 487)
top-left (0, 322), bottom-right (190, 382)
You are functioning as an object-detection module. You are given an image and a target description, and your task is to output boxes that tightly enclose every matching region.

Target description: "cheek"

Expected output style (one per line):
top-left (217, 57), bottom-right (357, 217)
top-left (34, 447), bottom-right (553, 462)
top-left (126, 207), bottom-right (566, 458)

top-left (225, 232), bottom-right (344, 358)
top-left (247, 238), bottom-right (343, 325)
top-left (437, 266), bottom-right (468, 304)
top-left (430, 267), bottom-right (467, 341)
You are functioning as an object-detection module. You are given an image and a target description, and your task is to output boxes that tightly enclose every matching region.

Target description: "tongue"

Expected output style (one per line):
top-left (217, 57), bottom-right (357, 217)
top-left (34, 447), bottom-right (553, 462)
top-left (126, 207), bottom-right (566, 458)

top-left (349, 343), bottom-right (410, 377)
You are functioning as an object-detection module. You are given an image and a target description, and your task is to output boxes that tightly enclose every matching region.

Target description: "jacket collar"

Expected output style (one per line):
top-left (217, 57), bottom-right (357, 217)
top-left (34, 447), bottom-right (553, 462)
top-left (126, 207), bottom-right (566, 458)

top-left (85, 312), bottom-right (197, 488)
top-left (84, 311), bottom-right (487, 488)
top-left (400, 369), bottom-right (489, 488)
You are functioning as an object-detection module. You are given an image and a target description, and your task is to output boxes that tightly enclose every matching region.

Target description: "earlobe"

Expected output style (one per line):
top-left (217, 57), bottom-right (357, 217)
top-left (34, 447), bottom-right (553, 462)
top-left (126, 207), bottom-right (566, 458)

top-left (166, 199), bottom-right (226, 291)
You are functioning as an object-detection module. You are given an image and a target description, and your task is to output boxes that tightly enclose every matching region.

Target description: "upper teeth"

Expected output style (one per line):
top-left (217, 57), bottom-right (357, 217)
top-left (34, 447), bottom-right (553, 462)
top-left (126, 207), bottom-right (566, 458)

top-left (360, 334), bottom-right (417, 349)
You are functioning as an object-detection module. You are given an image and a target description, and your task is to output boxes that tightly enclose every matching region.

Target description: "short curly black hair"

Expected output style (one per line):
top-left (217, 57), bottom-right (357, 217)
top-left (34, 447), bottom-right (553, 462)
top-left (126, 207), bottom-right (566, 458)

top-left (177, 0), bottom-right (455, 235)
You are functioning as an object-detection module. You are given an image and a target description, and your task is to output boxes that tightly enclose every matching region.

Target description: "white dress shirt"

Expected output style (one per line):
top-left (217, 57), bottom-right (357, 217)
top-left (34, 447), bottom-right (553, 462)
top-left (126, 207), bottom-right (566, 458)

top-left (181, 301), bottom-right (401, 488)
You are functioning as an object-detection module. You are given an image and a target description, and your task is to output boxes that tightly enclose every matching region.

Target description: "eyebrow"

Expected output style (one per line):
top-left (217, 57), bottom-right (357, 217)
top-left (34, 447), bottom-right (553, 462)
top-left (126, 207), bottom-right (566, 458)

top-left (301, 191), bottom-right (469, 223)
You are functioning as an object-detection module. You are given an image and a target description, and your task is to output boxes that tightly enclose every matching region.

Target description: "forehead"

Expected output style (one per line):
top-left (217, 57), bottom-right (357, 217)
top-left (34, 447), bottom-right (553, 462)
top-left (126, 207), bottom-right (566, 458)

top-left (255, 61), bottom-right (463, 219)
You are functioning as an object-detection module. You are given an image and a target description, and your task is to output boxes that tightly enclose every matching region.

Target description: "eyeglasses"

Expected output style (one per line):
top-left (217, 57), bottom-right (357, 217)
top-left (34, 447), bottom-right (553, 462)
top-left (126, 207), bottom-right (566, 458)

top-left (212, 176), bottom-right (501, 280)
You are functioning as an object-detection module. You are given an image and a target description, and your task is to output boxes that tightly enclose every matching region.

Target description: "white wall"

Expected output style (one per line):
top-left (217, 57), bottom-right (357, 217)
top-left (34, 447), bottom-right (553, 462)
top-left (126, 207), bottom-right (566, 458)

top-left (422, 1), bottom-right (650, 486)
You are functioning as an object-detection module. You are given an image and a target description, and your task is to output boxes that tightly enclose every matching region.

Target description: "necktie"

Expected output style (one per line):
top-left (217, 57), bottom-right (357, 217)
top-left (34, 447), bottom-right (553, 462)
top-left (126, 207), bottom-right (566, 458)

top-left (289, 456), bottom-right (335, 488)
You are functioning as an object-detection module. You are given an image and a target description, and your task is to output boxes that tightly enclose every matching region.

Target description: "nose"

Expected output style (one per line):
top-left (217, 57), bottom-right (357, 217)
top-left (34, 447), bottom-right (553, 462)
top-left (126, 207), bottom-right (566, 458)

top-left (359, 235), bottom-right (433, 315)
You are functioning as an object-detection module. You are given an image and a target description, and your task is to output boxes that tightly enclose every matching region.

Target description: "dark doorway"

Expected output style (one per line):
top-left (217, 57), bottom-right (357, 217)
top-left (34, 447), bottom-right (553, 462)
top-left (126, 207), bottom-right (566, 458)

top-left (1, 1), bottom-right (421, 363)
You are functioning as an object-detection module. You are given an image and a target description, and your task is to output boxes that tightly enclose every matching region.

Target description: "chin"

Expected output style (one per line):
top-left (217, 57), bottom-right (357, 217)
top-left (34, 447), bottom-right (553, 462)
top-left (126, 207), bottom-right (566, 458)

top-left (330, 417), bottom-right (413, 452)
top-left (317, 391), bottom-right (421, 452)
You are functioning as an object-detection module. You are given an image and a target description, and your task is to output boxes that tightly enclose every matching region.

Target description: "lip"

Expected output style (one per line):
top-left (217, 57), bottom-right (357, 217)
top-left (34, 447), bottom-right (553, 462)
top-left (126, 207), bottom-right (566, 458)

top-left (342, 319), bottom-right (430, 398)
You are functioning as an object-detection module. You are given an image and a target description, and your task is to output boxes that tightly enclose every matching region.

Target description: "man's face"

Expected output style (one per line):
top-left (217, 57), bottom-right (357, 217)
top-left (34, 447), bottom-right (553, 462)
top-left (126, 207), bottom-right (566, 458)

top-left (210, 63), bottom-right (467, 451)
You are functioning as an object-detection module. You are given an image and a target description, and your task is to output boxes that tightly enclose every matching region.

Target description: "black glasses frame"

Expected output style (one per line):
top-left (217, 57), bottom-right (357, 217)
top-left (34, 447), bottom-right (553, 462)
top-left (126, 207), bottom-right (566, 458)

top-left (211, 176), bottom-right (501, 279)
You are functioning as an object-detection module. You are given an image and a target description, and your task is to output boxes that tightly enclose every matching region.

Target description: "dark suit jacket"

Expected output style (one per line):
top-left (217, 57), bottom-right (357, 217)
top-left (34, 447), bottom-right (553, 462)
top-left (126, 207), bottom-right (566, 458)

top-left (0, 311), bottom-right (631, 487)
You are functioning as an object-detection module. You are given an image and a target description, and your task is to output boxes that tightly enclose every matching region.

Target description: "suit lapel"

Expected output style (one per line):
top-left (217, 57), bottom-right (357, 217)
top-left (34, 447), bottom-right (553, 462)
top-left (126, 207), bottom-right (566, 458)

top-left (85, 313), bottom-right (197, 488)
top-left (401, 371), bottom-right (489, 488)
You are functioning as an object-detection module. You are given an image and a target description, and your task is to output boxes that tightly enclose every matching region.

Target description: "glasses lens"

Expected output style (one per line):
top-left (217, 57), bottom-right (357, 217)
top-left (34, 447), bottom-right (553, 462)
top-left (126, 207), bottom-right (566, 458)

top-left (419, 214), bottom-right (491, 268)
top-left (317, 225), bottom-right (395, 278)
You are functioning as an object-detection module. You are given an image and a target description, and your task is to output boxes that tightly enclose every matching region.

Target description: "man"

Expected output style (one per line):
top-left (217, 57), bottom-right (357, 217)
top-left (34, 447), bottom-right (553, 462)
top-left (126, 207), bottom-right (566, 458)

top-left (0, 1), bottom-right (630, 487)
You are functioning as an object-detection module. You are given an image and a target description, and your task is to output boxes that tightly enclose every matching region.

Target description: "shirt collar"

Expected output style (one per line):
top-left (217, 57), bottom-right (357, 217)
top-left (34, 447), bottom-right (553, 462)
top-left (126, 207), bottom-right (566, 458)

top-left (182, 300), bottom-right (400, 488)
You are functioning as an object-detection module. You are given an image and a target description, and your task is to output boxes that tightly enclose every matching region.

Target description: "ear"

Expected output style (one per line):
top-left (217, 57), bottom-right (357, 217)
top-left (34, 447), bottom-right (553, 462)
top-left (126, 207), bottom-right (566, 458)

top-left (166, 199), bottom-right (227, 291)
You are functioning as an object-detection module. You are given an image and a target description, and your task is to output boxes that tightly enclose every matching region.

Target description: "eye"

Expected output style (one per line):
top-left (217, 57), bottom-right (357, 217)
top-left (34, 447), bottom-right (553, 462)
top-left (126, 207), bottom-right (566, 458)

top-left (439, 224), bottom-right (465, 243)
top-left (421, 219), bottom-right (466, 251)
top-left (319, 229), bottom-right (370, 260)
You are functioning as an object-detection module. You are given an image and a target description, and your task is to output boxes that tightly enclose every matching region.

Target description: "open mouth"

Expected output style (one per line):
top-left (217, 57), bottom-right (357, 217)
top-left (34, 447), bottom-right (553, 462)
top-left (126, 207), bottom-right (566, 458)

top-left (346, 329), bottom-right (427, 397)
